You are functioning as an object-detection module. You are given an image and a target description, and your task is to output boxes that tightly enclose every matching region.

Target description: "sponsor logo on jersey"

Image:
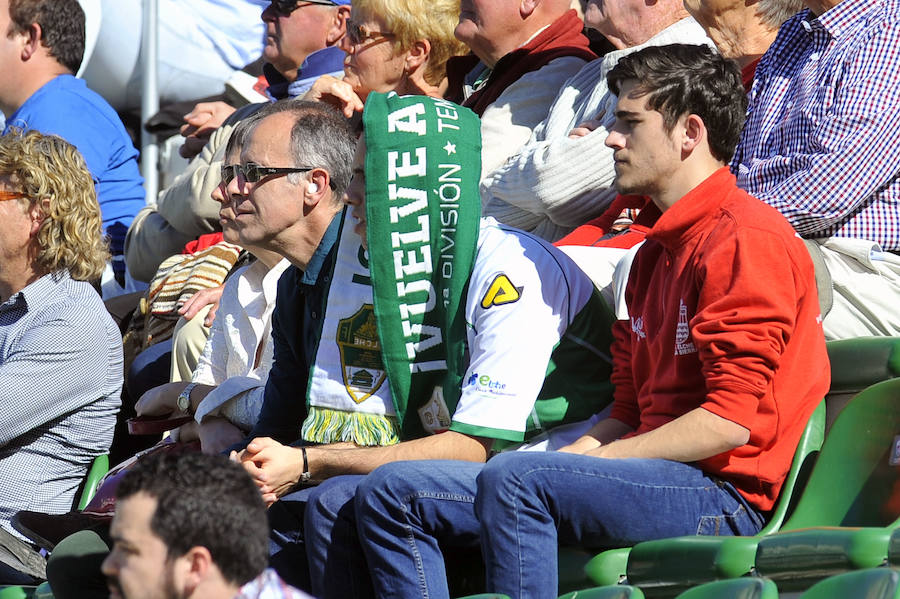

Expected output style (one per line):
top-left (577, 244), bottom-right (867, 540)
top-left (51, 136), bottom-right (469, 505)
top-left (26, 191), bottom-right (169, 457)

top-left (465, 372), bottom-right (513, 395)
top-left (481, 274), bottom-right (522, 309)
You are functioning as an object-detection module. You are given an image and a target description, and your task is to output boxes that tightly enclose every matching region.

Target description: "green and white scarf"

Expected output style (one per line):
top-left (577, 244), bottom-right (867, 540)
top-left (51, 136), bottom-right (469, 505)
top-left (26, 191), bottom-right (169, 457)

top-left (364, 92), bottom-right (482, 440)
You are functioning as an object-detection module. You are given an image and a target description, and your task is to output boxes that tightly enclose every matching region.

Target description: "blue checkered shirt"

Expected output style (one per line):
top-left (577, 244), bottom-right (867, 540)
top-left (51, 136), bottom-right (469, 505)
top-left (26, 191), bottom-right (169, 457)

top-left (0, 271), bottom-right (122, 540)
top-left (733, 0), bottom-right (900, 250)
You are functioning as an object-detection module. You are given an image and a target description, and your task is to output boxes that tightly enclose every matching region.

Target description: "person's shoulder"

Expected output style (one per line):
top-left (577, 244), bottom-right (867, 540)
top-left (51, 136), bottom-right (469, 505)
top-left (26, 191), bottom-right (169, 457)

top-left (472, 219), bottom-right (588, 289)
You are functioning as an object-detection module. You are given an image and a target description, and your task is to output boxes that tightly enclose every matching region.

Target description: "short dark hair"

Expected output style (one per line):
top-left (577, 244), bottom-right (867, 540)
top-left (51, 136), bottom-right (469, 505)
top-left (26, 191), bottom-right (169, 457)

top-left (115, 453), bottom-right (268, 587)
top-left (251, 99), bottom-right (357, 200)
top-left (607, 44), bottom-right (747, 163)
top-left (6, 0), bottom-right (85, 74)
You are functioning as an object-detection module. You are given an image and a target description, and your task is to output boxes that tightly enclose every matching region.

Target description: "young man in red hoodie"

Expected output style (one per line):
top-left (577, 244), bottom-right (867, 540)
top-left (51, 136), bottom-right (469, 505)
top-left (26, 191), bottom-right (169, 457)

top-left (474, 43), bottom-right (830, 598)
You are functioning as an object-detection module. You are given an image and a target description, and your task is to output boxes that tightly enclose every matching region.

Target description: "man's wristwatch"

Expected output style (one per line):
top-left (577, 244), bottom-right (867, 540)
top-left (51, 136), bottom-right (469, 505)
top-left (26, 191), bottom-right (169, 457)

top-left (176, 383), bottom-right (197, 414)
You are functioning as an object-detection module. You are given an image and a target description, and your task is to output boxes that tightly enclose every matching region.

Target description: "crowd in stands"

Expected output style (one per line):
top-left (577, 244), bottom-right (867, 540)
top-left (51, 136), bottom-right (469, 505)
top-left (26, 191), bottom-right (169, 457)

top-left (0, 0), bottom-right (898, 597)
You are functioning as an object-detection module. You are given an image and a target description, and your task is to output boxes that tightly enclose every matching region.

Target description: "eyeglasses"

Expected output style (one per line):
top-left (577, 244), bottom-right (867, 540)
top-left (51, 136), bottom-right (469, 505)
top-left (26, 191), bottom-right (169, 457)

top-left (0, 191), bottom-right (27, 202)
top-left (268, 0), bottom-right (338, 17)
top-left (346, 21), bottom-right (396, 46)
top-left (221, 163), bottom-right (314, 186)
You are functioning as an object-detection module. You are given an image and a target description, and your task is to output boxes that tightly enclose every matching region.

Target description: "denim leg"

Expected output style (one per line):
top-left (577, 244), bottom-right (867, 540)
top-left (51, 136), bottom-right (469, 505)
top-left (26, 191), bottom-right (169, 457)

top-left (355, 460), bottom-right (485, 599)
top-left (476, 452), bottom-right (765, 599)
top-left (304, 475), bottom-right (370, 599)
top-left (267, 485), bottom-right (317, 591)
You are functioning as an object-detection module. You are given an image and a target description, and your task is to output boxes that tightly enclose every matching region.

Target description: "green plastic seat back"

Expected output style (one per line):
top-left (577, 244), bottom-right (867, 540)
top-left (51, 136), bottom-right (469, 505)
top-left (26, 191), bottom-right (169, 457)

top-left (0, 587), bottom-right (32, 599)
top-left (603, 401), bottom-right (825, 587)
top-left (826, 337), bottom-right (900, 394)
top-left (783, 378), bottom-right (900, 530)
top-left (760, 400), bottom-right (826, 535)
top-left (673, 577), bottom-right (778, 599)
top-left (454, 595), bottom-right (511, 599)
top-left (76, 454), bottom-right (109, 511)
top-left (800, 568), bottom-right (900, 599)
top-left (558, 585), bottom-right (645, 599)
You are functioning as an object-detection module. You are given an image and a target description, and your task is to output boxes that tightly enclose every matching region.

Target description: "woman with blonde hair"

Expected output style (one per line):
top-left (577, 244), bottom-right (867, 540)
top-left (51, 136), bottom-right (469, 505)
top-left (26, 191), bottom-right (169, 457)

top-left (305, 0), bottom-right (468, 116)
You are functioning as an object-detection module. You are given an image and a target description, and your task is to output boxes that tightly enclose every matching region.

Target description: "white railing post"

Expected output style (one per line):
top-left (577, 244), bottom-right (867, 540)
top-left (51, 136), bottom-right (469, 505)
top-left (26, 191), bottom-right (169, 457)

top-left (140, 0), bottom-right (159, 204)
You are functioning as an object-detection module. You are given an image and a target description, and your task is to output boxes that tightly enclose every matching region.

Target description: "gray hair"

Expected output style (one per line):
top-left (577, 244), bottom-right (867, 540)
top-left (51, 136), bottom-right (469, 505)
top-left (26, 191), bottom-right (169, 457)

top-left (250, 99), bottom-right (356, 201)
top-left (755, 0), bottom-right (804, 29)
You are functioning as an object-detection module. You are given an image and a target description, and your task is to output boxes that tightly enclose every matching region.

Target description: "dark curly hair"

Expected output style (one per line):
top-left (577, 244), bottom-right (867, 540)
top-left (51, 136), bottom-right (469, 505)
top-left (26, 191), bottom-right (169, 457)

top-left (607, 44), bottom-right (747, 163)
top-left (115, 452), bottom-right (269, 587)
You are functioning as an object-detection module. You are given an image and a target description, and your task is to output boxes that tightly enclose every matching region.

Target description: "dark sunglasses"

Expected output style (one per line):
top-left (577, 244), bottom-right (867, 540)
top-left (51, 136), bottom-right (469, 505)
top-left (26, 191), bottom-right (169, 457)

top-left (269, 0), bottom-right (337, 16)
top-left (346, 21), bottom-right (396, 46)
top-left (221, 163), bottom-right (314, 186)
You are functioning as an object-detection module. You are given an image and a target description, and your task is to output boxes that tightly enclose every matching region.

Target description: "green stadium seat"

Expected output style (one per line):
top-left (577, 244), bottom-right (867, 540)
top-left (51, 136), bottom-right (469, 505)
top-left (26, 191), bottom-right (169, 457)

top-left (593, 401), bottom-right (825, 595)
top-left (799, 568), bottom-right (900, 599)
top-left (76, 454), bottom-right (109, 511)
top-left (627, 377), bottom-right (900, 596)
top-left (559, 585), bottom-right (645, 599)
top-left (673, 578), bottom-right (778, 599)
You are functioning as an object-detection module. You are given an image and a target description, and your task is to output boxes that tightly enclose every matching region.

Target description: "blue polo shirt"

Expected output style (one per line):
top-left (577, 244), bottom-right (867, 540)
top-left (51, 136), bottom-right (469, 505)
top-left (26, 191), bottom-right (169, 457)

top-left (4, 75), bottom-right (145, 256)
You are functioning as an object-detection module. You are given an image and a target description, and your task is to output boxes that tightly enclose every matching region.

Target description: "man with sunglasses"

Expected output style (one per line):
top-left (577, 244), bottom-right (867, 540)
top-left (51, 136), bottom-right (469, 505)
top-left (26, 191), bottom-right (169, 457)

top-left (125, 0), bottom-right (351, 283)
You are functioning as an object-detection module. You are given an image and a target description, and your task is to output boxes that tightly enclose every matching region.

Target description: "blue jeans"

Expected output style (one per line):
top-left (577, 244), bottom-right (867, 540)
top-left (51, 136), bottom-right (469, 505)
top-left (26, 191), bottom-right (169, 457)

top-left (476, 452), bottom-right (766, 599)
top-left (269, 476), bottom-right (372, 599)
top-left (355, 460), bottom-right (485, 599)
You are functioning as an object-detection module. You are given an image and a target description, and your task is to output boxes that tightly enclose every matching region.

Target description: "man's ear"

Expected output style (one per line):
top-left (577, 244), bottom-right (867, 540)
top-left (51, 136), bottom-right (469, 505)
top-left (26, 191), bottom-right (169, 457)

top-left (304, 169), bottom-right (331, 207)
top-left (326, 5), bottom-right (351, 45)
top-left (681, 113), bottom-right (706, 154)
top-left (20, 23), bottom-right (42, 61)
top-left (520, 0), bottom-right (541, 18)
top-left (177, 546), bottom-right (214, 596)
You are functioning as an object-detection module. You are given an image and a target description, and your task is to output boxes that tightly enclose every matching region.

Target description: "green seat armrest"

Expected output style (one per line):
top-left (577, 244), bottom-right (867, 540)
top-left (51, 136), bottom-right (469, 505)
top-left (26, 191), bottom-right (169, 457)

top-left (559, 585), bottom-right (645, 599)
top-left (755, 526), bottom-right (894, 588)
top-left (627, 536), bottom-right (761, 590)
top-left (585, 548), bottom-right (631, 587)
top-left (800, 567), bottom-right (900, 599)
top-left (673, 577), bottom-right (778, 599)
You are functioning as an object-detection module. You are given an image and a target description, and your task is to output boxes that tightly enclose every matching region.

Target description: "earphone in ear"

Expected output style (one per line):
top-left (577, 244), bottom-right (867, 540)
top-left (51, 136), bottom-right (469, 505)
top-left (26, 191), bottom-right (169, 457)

top-left (308, 183), bottom-right (319, 193)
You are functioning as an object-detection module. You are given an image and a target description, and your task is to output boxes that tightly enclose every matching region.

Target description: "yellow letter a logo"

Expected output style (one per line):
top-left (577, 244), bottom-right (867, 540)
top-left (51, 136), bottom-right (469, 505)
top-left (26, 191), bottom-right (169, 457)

top-left (481, 274), bottom-right (522, 309)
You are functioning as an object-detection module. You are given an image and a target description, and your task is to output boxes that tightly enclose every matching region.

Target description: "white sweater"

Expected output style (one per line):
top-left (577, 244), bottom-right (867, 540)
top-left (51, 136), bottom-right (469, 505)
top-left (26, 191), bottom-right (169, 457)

top-left (480, 18), bottom-right (712, 241)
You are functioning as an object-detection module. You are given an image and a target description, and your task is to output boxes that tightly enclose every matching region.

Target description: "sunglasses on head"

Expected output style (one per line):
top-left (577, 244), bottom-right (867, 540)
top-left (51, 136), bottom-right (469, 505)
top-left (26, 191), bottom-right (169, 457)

top-left (269, 0), bottom-right (338, 16)
top-left (221, 163), bottom-right (314, 186)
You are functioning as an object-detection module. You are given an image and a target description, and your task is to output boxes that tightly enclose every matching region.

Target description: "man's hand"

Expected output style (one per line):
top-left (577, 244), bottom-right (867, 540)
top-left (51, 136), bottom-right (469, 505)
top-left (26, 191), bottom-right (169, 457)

top-left (304, 75), bottom-right (364, 118)
top-left (568, 119), bottom-right (603, 139)
top-left (178, 284), bottom-right (225, 326)
top-left (179, 101), bottom-right (237, 159)
top-left (135, 382), bottom-right (187, 416)
top-left (231, 437), bottom-right (303, 506)
top-left (198, 416), bottom-right (246, 455)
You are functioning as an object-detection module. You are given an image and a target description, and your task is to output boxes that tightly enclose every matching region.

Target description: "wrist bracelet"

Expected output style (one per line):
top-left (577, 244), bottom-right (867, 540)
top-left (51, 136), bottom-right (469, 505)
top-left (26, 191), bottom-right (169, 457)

top-left (300, 446), bottom-right (311, 483)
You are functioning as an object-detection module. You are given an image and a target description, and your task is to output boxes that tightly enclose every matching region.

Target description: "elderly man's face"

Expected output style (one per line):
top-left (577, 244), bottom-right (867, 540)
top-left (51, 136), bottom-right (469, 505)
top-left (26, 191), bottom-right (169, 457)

top-left (261, 2), bottom-right (336, 76)
top-left (455, 0), bottom-right (521, 66)
top-left (102, 493), bottom-right (182, 599)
